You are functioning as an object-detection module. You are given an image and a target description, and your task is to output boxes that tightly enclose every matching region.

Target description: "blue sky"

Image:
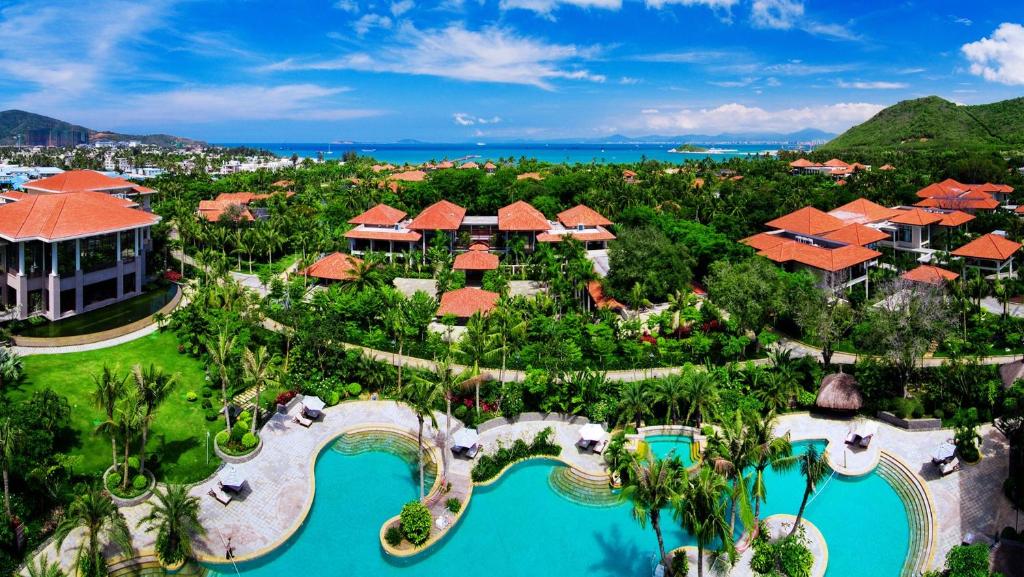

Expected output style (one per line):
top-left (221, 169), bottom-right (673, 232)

top-left (0, 0), bottom-right (1021, 142)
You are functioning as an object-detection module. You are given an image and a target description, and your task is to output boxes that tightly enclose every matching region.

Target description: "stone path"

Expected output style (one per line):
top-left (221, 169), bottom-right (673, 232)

top-left (774, 336), bottom-right (1021, 367)
top-left (674, 515), bottom-right (827, 577)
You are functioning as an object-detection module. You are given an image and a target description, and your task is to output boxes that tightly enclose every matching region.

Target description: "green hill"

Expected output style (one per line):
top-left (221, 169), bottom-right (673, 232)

top-left (822, 96), bottom-right (1024, 150)
top-left (0, 109), bottom-right (203, 147)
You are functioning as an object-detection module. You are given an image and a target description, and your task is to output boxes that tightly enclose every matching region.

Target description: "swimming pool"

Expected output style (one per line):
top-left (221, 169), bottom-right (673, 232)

top-left (643, 434), bottom-right (697, 468)
top-left (207, 440), bottom-right (911, 577)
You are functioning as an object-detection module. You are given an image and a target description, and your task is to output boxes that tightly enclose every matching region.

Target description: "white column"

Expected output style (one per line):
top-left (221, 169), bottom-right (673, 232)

top-left (116, 233), bottom-right (122, 262)
top-left (135, 228), bottom-right (140, 255)
top-left (17, 242), bottom-right (24, 276)
top-left (50, 243), bottom-right (58, 276)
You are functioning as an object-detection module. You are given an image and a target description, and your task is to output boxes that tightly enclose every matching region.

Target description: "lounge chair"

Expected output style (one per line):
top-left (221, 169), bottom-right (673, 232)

top-left (576, 438), bottom-right (593, 450)
top-left (593, 439), bottom-right (608, 455)
top-left (208, 488), bottom-right (232, 506)
top-left (465, 444), bottom-right (480, 459)
top-left (859, 435), bottom-right (872, 448)
top-left (940, 458), bottom-right (960, 476)
top-left (845, 432), bottom-right (858, 445)
top-left (293, 415), bottom-right (313, 428)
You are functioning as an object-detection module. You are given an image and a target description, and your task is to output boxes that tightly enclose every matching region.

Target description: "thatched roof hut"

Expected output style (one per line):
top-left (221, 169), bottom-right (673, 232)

top-left (816, 373), bottom-right (863, 412)
top-left (999, 360), bottom-right (1024, 390)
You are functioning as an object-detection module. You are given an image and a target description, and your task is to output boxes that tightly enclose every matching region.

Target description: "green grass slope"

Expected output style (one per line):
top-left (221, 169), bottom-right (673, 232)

top-left (822, 96), bottom-right (1024, 150)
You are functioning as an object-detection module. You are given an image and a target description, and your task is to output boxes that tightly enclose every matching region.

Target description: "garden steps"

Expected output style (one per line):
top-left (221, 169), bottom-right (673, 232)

top-left (876, 452), bottom-right (935, 577)
top-left (107, 555), bottom-right (208, 577)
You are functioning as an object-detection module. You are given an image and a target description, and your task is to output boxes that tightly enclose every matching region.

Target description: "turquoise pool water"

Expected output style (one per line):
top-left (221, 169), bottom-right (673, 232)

top-left (644, 435), bottom-right (696, 468)
top-left (207, 440), bottom-right (910, 577)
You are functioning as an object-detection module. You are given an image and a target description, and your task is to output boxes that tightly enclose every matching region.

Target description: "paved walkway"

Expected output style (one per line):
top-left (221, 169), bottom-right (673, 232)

top-left (11, 322), bottom-right (162, 356)
top-left (774, 336), bottom-right (1021, 367)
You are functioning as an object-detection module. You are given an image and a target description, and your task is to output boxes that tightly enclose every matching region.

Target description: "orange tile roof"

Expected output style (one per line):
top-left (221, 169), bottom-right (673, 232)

top-left (213, 191), bottom-right (293, 204)
top-left (914, 196), bottom-right (1000, 210)
top-left (789, 158), bottom-right (816, 168)
top-left (537, 226), bottom-right (616, 243)
top-left (952, 234), bottom-right (1022, 261)
top-left (408, 200), bottom-right (466, 231)
top-left (343, 228), bottom-right (421, 242)
top-left (757, 241), bottom-right (880, 272)
top-left (587, 280), bottom-right (624, 311)
top-left (901, 265), bottom-right (959, 285)
top-left (914, 178), bottom-right (1002, 210)
top-left (389, 170), bottom-right (427, 182)
top-left (348, 203), bottom-right (407, 226)
top-left (879, 164), bottom-right (895, 171)
top-left (937, 210), bottom-right (975, 227)
top-left (371, 164), bottom-right (395, 172)
top-left (484, 162), bottom-right (497, 170)
top-left (498, 200), bottom-right (549, 231)
top-left (765, 206), bottom-right (845, 236)
top-left (557, 204), bottom-right (613, 227)
top-left (436, 287), bottom-right (498, 318)
top-left (0, 191), bottom-right (159, 241)
top-left (888, 208), bottom-right (944, 226)
top-left (823, 159), bottom-right (850, 168)
top-left (302, 252), bottom-right (363, 281)
top-left (460, 162), bottom-right (479, 169)
top-left (453, 250), bottom-right (499, 270)
top-left (828, 198), bottom-right (900, 224)
top-left (272, 179), bottom-right (294, 188)
top-left (436, 161), bottom-right (454, 169)
top-left (821, 223), bottom-right (889, 246)
top-left (740, 232), bottom-right (793, 251)
top-left (623, 169), bottom-right (637, 177)
top-left (198, 200), bottom-right (254, 222)
top-left (22, 170), bottom-right (154, 195)
top-left (517, 172), bottom-right (543, 181)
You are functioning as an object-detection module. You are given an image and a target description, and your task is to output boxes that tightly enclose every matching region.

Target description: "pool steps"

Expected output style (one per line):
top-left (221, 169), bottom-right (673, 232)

top-left (107, 556), bottom-right (207, 577)
top-left (548, 466), bottom-right (623, 507)
top-left (875, 451), bottom-right (935, 577)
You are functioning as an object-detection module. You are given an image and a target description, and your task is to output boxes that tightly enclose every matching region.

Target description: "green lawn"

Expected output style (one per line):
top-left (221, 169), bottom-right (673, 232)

top-left (13, 331), bottom-right (223, 484)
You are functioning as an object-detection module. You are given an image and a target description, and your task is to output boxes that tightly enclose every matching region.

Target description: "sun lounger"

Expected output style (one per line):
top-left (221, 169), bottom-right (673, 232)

top-left (293, 415), bottom-right (312, 428)
top-left (940, 457), bottom-right (960, 476)
top-left (593, 439), bottom-right (608, 454)
top-left (465, 444), bottom-right (480, 459)
top-left (859, 435), bottom-right (872, 448)
top-left (845, 432), bottom-right (858, 445)
top-left (577, 438), bottom-right (593, 449)
top-left (208, 488), bottom-right (232, 506)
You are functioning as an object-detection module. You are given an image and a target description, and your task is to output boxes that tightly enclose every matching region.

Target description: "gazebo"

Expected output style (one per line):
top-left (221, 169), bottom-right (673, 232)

top-left (815, 373), bottom-right (863, 413)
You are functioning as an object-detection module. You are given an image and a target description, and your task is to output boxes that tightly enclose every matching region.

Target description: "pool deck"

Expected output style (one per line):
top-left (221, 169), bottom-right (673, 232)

top-left (26, 409), bottom-right (1014, 576)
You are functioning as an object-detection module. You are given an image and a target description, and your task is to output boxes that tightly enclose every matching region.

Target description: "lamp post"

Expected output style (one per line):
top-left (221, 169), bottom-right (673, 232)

top-left (206, 430), bottom-right (211, 465)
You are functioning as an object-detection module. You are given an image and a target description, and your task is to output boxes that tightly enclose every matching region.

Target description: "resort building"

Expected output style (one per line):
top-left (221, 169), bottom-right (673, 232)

top-left (198, 191), bottom-right (294, 223)
top-left (913, 179), bottom-right (1009, 211)
top-left (586, 280), bottom-right (625, 313)
top-left (901, 264), bottom-right (959, 286)
top-left (21, 169), bottom-right (156, 211)
top-left (436, 287), bottom-right (498, 320)
top-left (345, 204), bottom-right (421, 257)
top-left (0, 190), bottom-right (159, 321)
top-left (302, 252), bottom-right (363, 283)
top-left (951, 233), bottom-right (1022, 277)
top-left (453, 243), bottom-right (499, 285)
top-left (537, 205), bottom-right (617, 250)
top-left (408, 200), bottom-right (467, 252)
top-left (788, 158), bottom-right (869, 178)
top-left (498, 200), bottom-right (551, 251)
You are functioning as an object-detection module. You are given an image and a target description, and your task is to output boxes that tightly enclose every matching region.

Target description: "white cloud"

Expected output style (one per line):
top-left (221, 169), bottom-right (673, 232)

top-left (837, 80), bottom-right (908, 89)
top-left (262, 23), bottom-right (604, 90)
top-left (391, 0), bottom-right (414, 16)
top-left (453, 113), bottom-right (502, 125)
top-left (644, 0), bottom-right (737, 9)
top-left (962, 23), bottom-right (1024, 86)
top-left (952, 16), bottom-right (972, 26)
top-left (638, 102), bottom-right (884, 134)
top-left (353, 14), bottom-right (392, 36)
top-left (641, 108), bottom-right (660, 114)
top-left (499, 0), bottom-right (621, 17)
top-left (749, 0), bottom-right (858, 40)
top-left (619, 76), bottom-right (640, 85)
top-left (896, 67), bottom-right (926, 75)
top-left (335, 0), bottom-right (359, 13)
top-left (708, 77), bottom-right (757, 87)
top-left (634, 50), bottom-right (734, 63)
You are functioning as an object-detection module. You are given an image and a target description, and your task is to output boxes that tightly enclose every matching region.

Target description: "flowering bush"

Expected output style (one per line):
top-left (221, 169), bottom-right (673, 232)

top-left (163, 270), bottom-right (182, 282)
top-left (275, 390), bottom-right (297, 406)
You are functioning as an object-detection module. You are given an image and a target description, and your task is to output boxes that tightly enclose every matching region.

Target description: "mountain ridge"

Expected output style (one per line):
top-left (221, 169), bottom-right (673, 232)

top-left (0, 110), bottom-right (204, 147)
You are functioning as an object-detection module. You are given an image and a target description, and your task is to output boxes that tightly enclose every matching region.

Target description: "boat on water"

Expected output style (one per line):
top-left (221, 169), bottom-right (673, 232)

top-left (476, 142), bottom-right (486, 146)
top-left (670, 147), bottom-right (739, 154)
top-left (361, 148), bottom-right (376, 152)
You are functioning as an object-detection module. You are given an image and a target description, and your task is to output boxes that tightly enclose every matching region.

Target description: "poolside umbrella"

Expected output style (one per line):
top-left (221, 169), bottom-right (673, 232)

top-left (452, 428), bottom-right (479, 449)
top-left (303, 395), bottom-right (326, 415)
top-left (578, 423), bottom-right (606, 442)
top-left (218, 465), bottom-right (246, 491)
top-left (932, 441), bottom-right (956, 463)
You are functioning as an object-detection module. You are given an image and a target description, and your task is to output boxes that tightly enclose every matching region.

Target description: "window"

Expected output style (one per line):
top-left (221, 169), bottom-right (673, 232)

top-left (120, 230), bottom-right (136, 262)
top-left (122, 272), bottom-right (136, 295)
top-left (23, 241), bottom-right (44, 278)
top-left (60, 289), bottom-right (76, 315)
top-left (57, 241), bottom-right (77, 276)
top-left (83, 278), bottom-right (117, 307)
top-left (80, 234), bottom-right (117, 273)
top-left (897, 226), bottom-right (912, 244)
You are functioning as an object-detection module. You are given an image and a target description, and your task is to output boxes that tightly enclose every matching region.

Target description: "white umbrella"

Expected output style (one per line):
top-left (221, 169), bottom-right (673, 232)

top-left (452, 428), bottom-right (479, 449)
top-left (303, 395), bottom-right (326, 413)
top-left (578, 423), bottom-right (606, 442)
top-left (932, 441), bottom-right (956, 463)
top-left (218, 465), bottom-right (246, 490)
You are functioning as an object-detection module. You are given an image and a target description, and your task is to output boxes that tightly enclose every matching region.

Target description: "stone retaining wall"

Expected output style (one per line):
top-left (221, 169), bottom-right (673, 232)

top-left (876, 411), bottom-right (943, 431)
top-left (477, 412), bottom-right (592, 433)
top-left (13, 285), bottom-right (181, 348)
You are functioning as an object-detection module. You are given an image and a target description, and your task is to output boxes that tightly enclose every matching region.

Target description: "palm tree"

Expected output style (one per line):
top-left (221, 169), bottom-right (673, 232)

top-left (141, 484), bottom-right (206, 566)
top-left (775, 444), bottom-right (830, 537)
top-left (747, 411), bottom-right (792, 527)
top-left (0, 417), bottom-right (19, 520)
top-left (242, 346), bottom-right (277, 434)
top-left (25, 555), bottom-right (66, 577)
top-left (54, 488), bottom-right (133, 577)
top-left (203, 329), bottom-right (237, 434)
top-left (666, 289), bottom-right (699, 334)
top-left (683, 368), bottom-right (720, 427)
top-left (653, 375), bottom-right (687, 424)
top-left (92, 364), bottom-right (126, 471)
top-left (490, 302), bottom-right (527, 384)
top-left (133, 364), bottom-right (176, 474)
top-left (382, 292), bottom-right (411, 392)
top-left (624, 453), bottom-right (682, 573)
top-left (628, 282), bottom-right (652, 319)
top-left (676, 467), bottom-right (733, 577)
top-left (707, 410), bottom-right (754, 535)
top-left (454, 312), bottom-right (495, 414)
top-left (616, 380), bottom-right (652, 430)
top-left (422, 359), bottom-right (471, 472)
top-left (341, 258), bottom-right (384, 292)
top-left (116, 386), bottom-right (145, 489)
top-left (0, 347), bottom-right (23, 391)
top-left (400, 378), bottom-right (442, 500)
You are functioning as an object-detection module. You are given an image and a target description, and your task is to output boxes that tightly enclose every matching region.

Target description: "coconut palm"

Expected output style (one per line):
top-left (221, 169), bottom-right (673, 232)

top-left (676, 466), bottom-right (733, 577)
top-left (747, 411), bottom-right (792, 526)
top-left (242, 346), bottom-right (278, 433)
top-left (683, 368), bottom-right (720, 427)
top-left (454, 312), bottom-right (496, 414)
top-left (115, 386), bottom-right (146, 489)
top-left (133, 364), bottom-right (176, 473)
top-left (400, 378), bottom-right (442, 500)
top-left (653, 374), bottom-right (687, 424)
top-left (341, 258), bottom-right (385, 292)
top-left (422, 359), bottom-right (472, 471)
top-left (489, 301), bottom-right (527, 384)
top-left (0, 417), bottom-right (19, 520)
top-left (0, 347), bottom-right (23, 391)
top-left (141, 484), bottom-right (206, 566)
top-left (54, 488), bottom-right (133, 577)
top-left (623, 453), bottom-right (682, 574)
top-left (706, 410), bottom-right (754, 535)
top-left (775, 444), bottom-right (830, 537)
top-left (25, 555), bottom-right (66, 577)
top-left (203, 329), bottom-right (237, 434)
top-left (666, 289), bottom-right (699, 334)
top-left (616, 380), bottom-right (652, 430)
top-left (92, 364), bottom-right (127, 470)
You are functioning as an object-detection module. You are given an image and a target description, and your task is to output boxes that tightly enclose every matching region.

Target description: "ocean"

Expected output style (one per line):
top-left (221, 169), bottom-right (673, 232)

top-left (216, 142), bottom-right (808, 165)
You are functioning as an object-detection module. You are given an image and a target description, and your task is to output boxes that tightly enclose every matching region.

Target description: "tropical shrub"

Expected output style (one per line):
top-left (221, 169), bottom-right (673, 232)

top-left (943, 544), bottom-right (991, 577)
top-left (347, 382), bottom-right (362, 397)
top-left (132, 475), bottom-right (149, 491)
top-left (446, 498), bottom-right (461, 514)
top-left (241, 433), bottom-right (258, 449)
top-left (399, 501), bottom-right (431, 546)
top-left (384, 525), bottom-right (402, 547)
top-left (954, 409), bottom-right (982, 463)
top-left (471, 428), bottom-right (561, 482)
top-left (670, 552), bottom-right (689, 577)
top-left (751, 528), bottom-right (814, 577)
top-left (186, 391), bottom-right (198, 402)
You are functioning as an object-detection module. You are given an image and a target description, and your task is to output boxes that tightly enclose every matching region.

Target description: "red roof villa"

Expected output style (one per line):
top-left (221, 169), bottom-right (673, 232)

top-left (1, 170), bottom-right (160, 321)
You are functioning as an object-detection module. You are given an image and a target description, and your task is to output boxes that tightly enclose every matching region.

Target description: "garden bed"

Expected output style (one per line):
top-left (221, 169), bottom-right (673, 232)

top-left (104, 466), bottom-right (155, 507)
